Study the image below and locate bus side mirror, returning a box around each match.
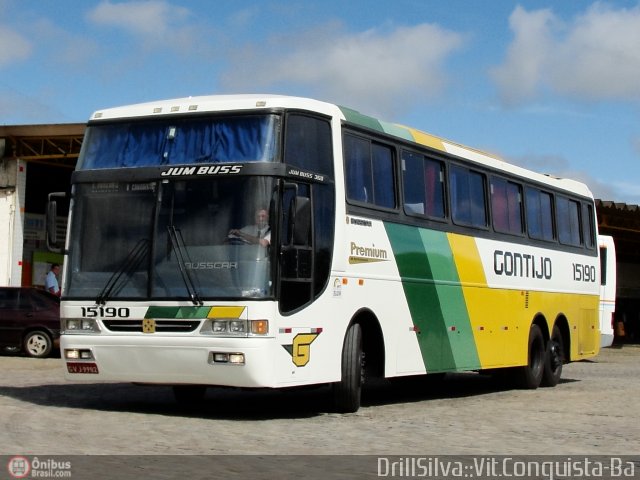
[46,192,66,253]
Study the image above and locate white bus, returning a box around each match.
[50,95,602,412]
[599,235,617,347]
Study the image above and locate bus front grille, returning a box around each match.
[103,320,202,333]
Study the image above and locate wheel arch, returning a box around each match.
[347,308,385,379]
[553,314,571,362]
[532,313,550,343]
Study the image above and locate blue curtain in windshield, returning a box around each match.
[79,116,277,169]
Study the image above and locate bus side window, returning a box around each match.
[284,114,333,177]
[344,134,371,203]
[450,165,487,228]
[583,203,596,248]
[491,177,523,235]
[344,133,396,209]
[371,143,395,209]
[600,246,608,285]
[557,196,581,246]
[402,150,445,218]
[526,187,555,241]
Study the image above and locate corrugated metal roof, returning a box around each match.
[596,199,640,213]
[596,199,640,263]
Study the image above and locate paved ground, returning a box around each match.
[1,344,639,455]
[0,345,638,478]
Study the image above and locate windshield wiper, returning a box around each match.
[167,225,203,306]
[96,238,150,305]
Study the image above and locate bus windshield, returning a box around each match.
[77,114,279,169]
[65,176,276,301]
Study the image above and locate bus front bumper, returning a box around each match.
[61,335,277,388]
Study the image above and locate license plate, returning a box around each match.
[67,362,99,374]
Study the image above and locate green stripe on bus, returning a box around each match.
[379,122,414,142]
[339,105,414,142]
[339,106,384,132]
[385,223,480,372]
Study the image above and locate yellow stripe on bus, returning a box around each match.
[207,306,246,319]
[447,234,505,367]
[447,233,599,367]
[407,128,446,152]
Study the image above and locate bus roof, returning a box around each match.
[89,94,593,199]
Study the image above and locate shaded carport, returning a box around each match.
[0,123,84,286]
[596,199,640,343]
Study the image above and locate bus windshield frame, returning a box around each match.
[66,112,285,302]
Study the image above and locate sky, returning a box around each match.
[1,0,640,203]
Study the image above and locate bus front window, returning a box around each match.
[78,115,279,169]
[154,177,275,299]
[65,177,276,300]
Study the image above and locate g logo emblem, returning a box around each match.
[291,333,319,367]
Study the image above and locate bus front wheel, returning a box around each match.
[515,324,545,389]
[332,322,364,413]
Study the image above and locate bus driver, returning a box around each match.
[228,208,271,247]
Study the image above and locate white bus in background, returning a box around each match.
[599,235,617,347]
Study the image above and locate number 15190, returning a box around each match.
[80,306,130,318]
[572,263,596,283]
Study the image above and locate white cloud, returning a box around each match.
[87,0,192,48]
[490,6,556,105]
[491,3,640,105]
[220,22,465,117]
[552,3,640,100]
[0,26,32,67]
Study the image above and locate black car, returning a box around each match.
[0,287,60,358]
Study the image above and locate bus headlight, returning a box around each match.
[229,320,246,334]
[63,318,101,334]
[202,319,268,337]
[212,320,228,333]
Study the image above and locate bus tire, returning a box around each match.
[515,324,545,389]
[332,322,364,413]
[173,385,207,404]
[541,325,564,387]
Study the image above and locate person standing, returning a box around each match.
[45,263,61,297]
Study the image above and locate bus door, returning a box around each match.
[278,182,313,313]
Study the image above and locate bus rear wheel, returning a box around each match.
[515,324,545,389]
[332,322,364,413]
[541,325,564,387]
